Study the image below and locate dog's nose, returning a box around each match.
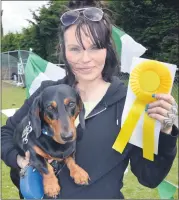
[61,132,73,141]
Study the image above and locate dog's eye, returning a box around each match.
[68,102,75,108]
[47,105,53,110]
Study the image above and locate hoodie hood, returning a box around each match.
[102,76,127,107]
[85,76,127,125]
[103,76,127,126]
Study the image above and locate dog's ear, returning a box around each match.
[79,100,85,130]
[28,96,41,138]
[76,92,85,130]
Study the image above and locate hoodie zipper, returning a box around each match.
[85,107,107,120]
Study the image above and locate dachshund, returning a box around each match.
[14,84,90,198]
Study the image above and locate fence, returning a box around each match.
[1,50,30,80]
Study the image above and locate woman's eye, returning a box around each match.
[70,48,80,52]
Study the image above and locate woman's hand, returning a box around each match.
[17,151,54,169]
[17,151,30,169]
[146,94,178,134]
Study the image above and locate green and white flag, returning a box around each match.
[112,25,147,73]
[158,180,178,199]
[25,53,66,97]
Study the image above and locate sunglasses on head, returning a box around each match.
[60,7,104,26]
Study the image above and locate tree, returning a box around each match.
[2,0,178,66]
[26,1,68,62]
[107,0,178,66]
[1,33,20,51]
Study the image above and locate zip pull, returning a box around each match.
[116,119,119,126]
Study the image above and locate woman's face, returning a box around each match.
[64,24,107,82]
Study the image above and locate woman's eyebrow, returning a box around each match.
[67,44,98,48]
[67,44,81,48]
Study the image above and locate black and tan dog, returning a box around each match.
[14,84,90,197]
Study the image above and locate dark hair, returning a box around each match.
[59,0,120,86]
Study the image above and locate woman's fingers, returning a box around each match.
[148,113,165,123]
[48,159,54,163]
[148,107,168,117]
[25,151,30,161]
[154,94,175,105]
[148,99,172,111]
[17,153,30,169]
[147,93,178,133]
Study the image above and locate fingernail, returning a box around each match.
[152,94,156,98]
[145,104,149,111]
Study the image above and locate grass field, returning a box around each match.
[1,81,178,199]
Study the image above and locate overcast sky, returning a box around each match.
[2,1,48,35]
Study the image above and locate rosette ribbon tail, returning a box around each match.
[112,99,144,153]
[143,112,155,161]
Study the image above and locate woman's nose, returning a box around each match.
[81,50,91,63]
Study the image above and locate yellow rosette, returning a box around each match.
[112,60,172,161]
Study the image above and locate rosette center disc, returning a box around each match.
[139,71,160,92]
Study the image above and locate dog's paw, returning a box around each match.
[70,165,90,185]
[43,176,61,197]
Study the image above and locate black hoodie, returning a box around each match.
[1,76,178,199]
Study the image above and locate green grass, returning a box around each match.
[1,82,178,199]
[122,153,178,199]
[1,82,26,200]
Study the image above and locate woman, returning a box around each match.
[1,0,178,199]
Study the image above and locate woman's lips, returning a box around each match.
[75,67,94,74]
